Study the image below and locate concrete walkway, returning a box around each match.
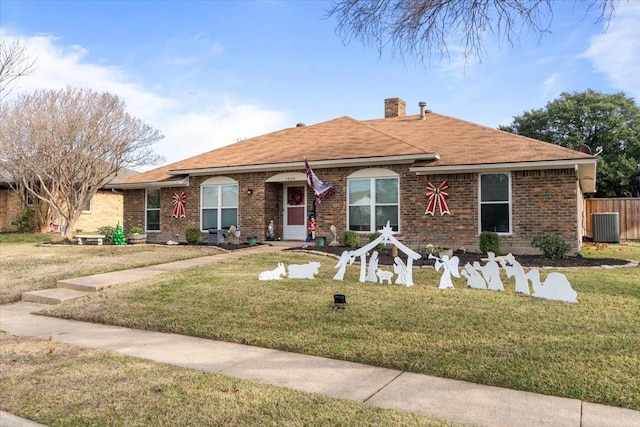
[2,245,639,426]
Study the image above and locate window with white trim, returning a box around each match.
[479,173,511,234]
[82,197,92,213]
[146,189,161,231]
[201,177,238,230]
[347,169,399,232]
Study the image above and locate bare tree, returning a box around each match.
[327,0,619,63]
[0,38,37,101]
[0,86,165,239]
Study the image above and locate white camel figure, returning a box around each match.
[475,252,504,291]
[376,268,394,284]
[258,262,286,280]
[461,263,487,289]
[501,253,529,295]
[525,269,578,303]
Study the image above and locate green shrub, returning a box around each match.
[368,231,382,249]
[11,208,36,233]
[344,230,359,248]
[129,226,144,234]
[97,225,115,244]
[531,234,571,259]
[185,226,202,245]
[479,231,500,255]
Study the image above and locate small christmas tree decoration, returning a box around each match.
[112,222,127,245]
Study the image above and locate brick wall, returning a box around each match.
[74,190,124,232]
[122,166,580,253]
[0,189,21,231]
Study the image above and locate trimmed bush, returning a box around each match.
[531,234,571,259]
[97,225,115,244]
[479,231,500,255]
[344,230,359,248]
[185,226,202,245]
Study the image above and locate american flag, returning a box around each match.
[304,158,335,202]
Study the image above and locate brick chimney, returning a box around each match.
[384,98,406,118]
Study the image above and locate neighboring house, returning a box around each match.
[0,167,138,233]
[109,98,597,254]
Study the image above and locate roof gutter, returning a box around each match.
[410,158,596,174]
[167,153,440,176]
[411,158,598,193]
[105,176,190,190]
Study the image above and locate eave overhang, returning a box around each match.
[167,153,440,176]
[410,158,598,193]
[105,176,190,190]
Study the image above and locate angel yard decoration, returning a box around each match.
[429,253,460,289]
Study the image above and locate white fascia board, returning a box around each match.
[105,176,190,190]
[167,153,440,176]
[410,159,596,174]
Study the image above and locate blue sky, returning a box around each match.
[1,1,639,168]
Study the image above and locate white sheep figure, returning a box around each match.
[288,261,321,279]
[258,262,286,281]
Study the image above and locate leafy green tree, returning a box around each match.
[499,90,640,197]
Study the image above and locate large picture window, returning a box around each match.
[146,189,160,231]
[479,173,511,234]
[348,170,399,232]
[201,179,238,231]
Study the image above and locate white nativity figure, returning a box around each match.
[393,257,412,286]
[329,225,339,246]
[366,251,379,282]
[376,268,394,284]
[526,269,578,303]
[288,262,321,279]
[431,254,460,289]
[333,250,355,281]
[500,253,529,295]
[476,252,504,291]
[461,263,487,289]
[258,262,286,281]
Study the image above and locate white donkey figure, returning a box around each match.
[258,262,286,281]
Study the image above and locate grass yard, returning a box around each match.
[0,235,223,304]
[41,242,640,411]
[0,334,457,426]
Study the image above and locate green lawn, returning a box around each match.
[42,242,640,411]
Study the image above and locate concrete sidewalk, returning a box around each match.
[2,245,639,426]
[3,302,639,426]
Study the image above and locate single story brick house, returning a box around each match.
[109,98,597,254]
[0,167,137,233]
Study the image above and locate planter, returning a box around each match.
[247,236,258,246]
[128,233,147,245]
[316,236,326,247]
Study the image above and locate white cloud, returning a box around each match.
[540,73,559,99]
[0,30,290,167]
[583,2,640,99]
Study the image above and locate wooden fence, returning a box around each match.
[584,198,640,240]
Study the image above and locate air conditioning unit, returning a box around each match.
[592,212,620,243]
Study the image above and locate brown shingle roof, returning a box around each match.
[112,111,594,186]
